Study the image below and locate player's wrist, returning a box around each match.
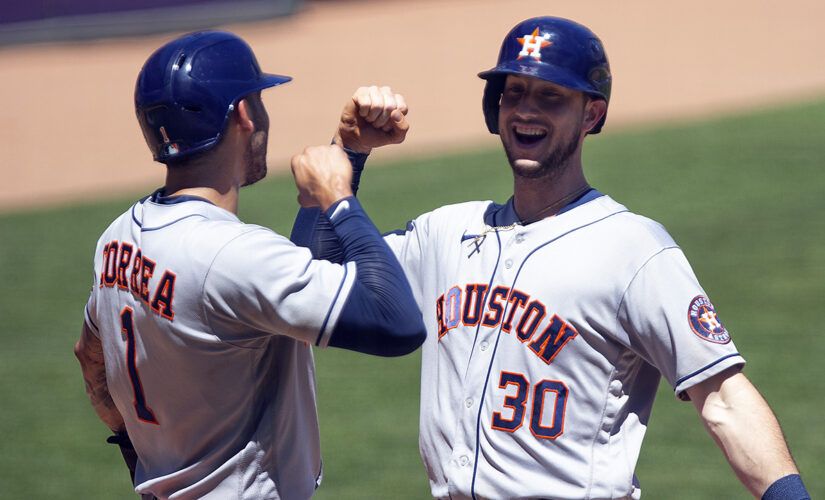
[330,136,368,195]
[330,137,369,168]
[318,189,354,212]
[761,474,810,500]
[323,196,361,223]
[333,131,372,155]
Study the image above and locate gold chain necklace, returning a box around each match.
[473,184,591,243]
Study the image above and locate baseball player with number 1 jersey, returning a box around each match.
[292,16,810,500]
[76,31,424,499]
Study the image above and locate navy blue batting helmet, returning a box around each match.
[135,31,291,163]
[478,17,611,135]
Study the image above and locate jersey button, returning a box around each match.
[479,340,489,351]
[459,455,470,467]
[515,233,525,244]
[505,259,513,269]
[465,398,473,408]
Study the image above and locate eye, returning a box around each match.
[503,85,524,98]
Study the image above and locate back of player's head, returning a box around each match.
[135,30,291,164]
[478,16,612,135]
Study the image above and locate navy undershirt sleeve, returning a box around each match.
[761,474,810,500]
[290,207,343,262]
[289,146,367,262]
[320,197,425,356]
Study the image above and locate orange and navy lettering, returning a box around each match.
[120,306,160,424]
[515,301,545,342]
[462,284,488,327]
[530,379,567,439]
[150,271,176,321]
[481,286,508,327]
[100,240,175,322]
[501,289,529,333]
[116,243,134,290]
[528,315,578,364]
[490,370,569,440]
[101,241,119,287]
[435,283,578,365]
[138,257,156,304]
[435,293,446,337]
[491,371,528,432]
[130,249,142,296]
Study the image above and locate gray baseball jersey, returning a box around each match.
[84,192,356,499]
[383,191,744,499]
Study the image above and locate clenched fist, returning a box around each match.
[335,86,409,154]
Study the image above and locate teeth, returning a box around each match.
[514,126,545,136]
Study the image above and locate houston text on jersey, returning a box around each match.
[436,283,579,364]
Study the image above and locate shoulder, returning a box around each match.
[384,200,499,245]
[94,200,145,249]
[587,195,678,251]
[411,200,497,230]
[143,197,290,252]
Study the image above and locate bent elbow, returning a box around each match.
[74,336,92,366]
[381,319,426,357]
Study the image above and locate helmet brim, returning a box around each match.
[260,73,293,89]
[478,60,603,100]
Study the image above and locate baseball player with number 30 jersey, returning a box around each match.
[292,16,810,500]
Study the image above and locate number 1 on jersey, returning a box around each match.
[120,307,160,425]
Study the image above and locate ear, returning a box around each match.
[582,98,607,134]
[234,98,256,133]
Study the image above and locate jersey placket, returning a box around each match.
[453,226,534,498]
[444,229,505,496]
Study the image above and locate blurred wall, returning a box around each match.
[0,0,302,46]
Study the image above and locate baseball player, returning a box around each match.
[74,31,424,499]
[291,17,810,500]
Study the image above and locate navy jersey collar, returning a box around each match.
[149,187,215,206]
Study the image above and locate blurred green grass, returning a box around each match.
[1,98,823,498]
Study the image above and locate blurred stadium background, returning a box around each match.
[2,0,824,212]
[0,0,302,46]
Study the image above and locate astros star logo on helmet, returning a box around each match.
[517,28,551,60]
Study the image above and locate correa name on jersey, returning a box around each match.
[99,239,176,321]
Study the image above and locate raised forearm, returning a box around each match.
[75,323,125,432]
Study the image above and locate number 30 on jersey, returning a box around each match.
[492,371,568,439]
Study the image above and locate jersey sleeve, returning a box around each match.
[382,216,430,306]
[83,240,105,338]
[617,247,745,400]
[202,227,356,347]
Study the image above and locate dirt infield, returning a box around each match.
[1,0,824,211]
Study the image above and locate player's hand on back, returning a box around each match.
[335,86,409,154]
[291,144,354,210]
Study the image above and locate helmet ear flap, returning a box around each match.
[482,77,505,135]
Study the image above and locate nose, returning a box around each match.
[511,87,542,117]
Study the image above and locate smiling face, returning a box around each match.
[497,75,592,180]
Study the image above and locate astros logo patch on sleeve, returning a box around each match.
[688,295,730,343]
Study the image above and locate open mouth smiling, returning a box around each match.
[513,125,547,146]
